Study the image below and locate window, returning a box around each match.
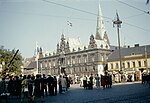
[49,60,51,68]
[84,57,87,63]
[144,61,147,67]
[53,60,55,66]
[72,56,75,64]
[40,62,43,68]
[72,59,75,64]
[116,63,119,69]
[133,62,135,68]
[111,64,113,69]
[77,56,81,63]
[93,66,95,71]
[68,59,70,65]
[122,63,125,68]
[92,57,94,62]
[138,61,141,67]
[127,62,130,68]
[45,61,47,68]
[85,67,87,71]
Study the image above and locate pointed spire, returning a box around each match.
[103,31,110,45]
[61,33,65,41]
[35,41,39,56]
[95,3,106,40]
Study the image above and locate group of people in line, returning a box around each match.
[0,74,71,103]
[142,73,150,87]
[81,73,112,90]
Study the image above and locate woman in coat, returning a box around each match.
[101,75,106,89]
[61,76,67,92]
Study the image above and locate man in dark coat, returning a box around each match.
[101,75,106,89]
[47,75,54,96]
[14,76,21,99]
[7,76,15,97]
[53,76,57,95]
[0,76,6,95]
[89,74,93,89]
[43,74,48,96]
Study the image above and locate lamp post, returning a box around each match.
[113,11,123,81]
[145,46,148,73]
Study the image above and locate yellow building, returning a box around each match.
[107,44,150,82]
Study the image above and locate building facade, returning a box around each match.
[38,4,112,78]
[107,44,150,82]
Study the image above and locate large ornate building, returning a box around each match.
[38,4,112,77]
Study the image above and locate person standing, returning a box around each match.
[95,74,100,89]
[65,75,69,91]
[61,76,67,93]
[21,75,29,103]
[27,75,34,102]
[108,74,112,88]
[0,76,6,102]
[43,74,48,96]
[58,75,62,94]
[14,76,22,100]
[47,75,54,96]
[7,75,15,98]
[39,75,45,102]
[101,75,106,89]
[89,74,93,89]
[83,75,87,89]
[53,76,57,95]
[33,75,41,101]
[0,76,6,95]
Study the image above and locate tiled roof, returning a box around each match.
[108,45,150,61]
[65,37,85,51]
[25,61,37,69]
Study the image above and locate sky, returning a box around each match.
[0,0,150,58]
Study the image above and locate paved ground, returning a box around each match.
[1,82,150,103]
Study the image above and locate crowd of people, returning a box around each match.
[81,73,112,90]
[0,74,71,103]
[142,73,150,87]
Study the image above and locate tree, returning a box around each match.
[0,47,23,77]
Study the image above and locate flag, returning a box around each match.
[146,0,149,4]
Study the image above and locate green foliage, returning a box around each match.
[0,46,23,77]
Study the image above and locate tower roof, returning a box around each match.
[95,3,106,40]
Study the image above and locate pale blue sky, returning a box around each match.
[0,0,150,58]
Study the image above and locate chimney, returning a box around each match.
[134,44,139,47]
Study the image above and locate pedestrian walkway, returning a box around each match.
[2,81,150,103]
[42,81,150,103]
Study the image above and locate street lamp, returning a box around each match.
[113,11,123,80]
